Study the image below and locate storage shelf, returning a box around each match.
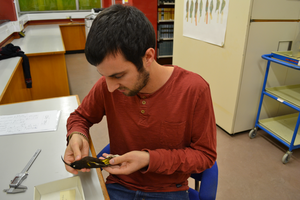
[263,53,300,70]
[251,53,300,163]
[271,51,300,67]
[259,113,300,146]
[158,38,173,41]
[157,0,174,64]
[158,3,175,6]
[266,84,300,108]
[157,55,173,58]
[158,20,174,23]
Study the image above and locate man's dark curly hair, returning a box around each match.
[85,4,156,72]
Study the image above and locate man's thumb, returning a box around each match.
[109,155,123,165]
[72,146,82,161]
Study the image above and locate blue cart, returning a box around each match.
[249,52,300,164]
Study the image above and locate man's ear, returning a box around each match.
[143,48,155,67]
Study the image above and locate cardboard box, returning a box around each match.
[34,176,85,200]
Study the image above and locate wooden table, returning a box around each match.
[0,57,32,104]
[10,25,70,101]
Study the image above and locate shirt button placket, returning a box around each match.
[138,96,149,126]
[140,98,147,114]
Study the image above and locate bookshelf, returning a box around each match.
[157,0,175,64]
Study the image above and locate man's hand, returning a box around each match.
[64,133,90,175]
[102,151,150,175]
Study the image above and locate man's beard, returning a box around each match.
[120,68,150,97]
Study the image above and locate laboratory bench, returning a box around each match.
[0,95,109,200]
[0,23,85,104]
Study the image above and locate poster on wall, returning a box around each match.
[183,0,229,46]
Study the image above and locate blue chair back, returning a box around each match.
[189,161,218,200]
[97,143,111,158]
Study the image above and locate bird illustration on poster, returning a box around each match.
[209,0,213,21]
[216,0,220,23]
[195,0,198,25]
[190,0,194,23]
[183,0,229,46]
[205,0,208,24]
[221,0,226,24]
[198,0,203,22]
[185,0,189,22]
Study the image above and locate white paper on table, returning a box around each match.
[0,110,61,136]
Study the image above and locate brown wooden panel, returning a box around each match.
[90,138,110,200]
[0,60,32,104]
[27,19,85,25]
[60,25,86,51]
[29,54,70,100]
